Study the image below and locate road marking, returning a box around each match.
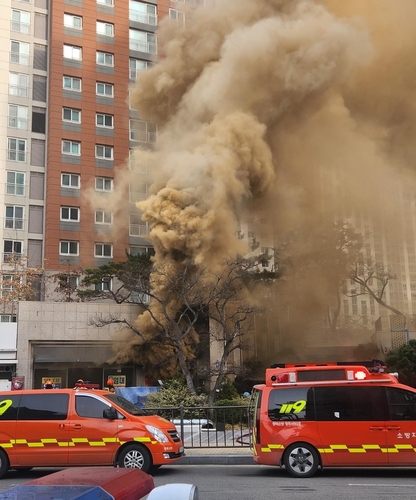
[349,484,416,488]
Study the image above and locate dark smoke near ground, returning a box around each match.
[114,0,416,361]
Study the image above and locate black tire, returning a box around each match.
[118,444,152,473]
[150,464,162,474]
[283,442,319,478]
[0,449,9,479]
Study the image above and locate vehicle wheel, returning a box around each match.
[118,444,152,473]
[283,442,319,478]
[0,449,9,479]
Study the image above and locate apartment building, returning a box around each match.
[0,0,192,388]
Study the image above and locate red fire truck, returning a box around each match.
[249,360,416,477]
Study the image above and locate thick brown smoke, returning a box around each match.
[119,0,416,358]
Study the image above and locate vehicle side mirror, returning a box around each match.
[103,407,118,420]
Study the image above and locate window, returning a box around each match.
[95,145,113,160]
[60,240,79,256]
[62,107,81,123]
[314,386,384,421]
[4,240,23,262]
[97,0,114,5]
[129,215,148,236]
[1,275,14,298]
[18,394,69,420]
[7,172,25,195]
[5,206,24,230]
[95,210,113,224]
[97,21,114,36]
[95,243,113,257]
[386,387,416,420]
[169,8,185,27]
[58,274,78,291]
[61,173,80,188]
[63,44,82,60]
[61,207,80,222]
[130,119,157,143]
[10,40,30,65]
[96,51,114,66]
[96,113,113,128]
[64,13,82,29]
[0,315,17,323]
[129,1,157,25]
[76,394,111,418]
[129,29,157,54]
[130,246,155,257]
[268,387,313,421]
[11,10,30,34]
[96,82,114,97]
[7,138,26,162]
[0,395,19,420]
[62,140,80,155]
[9,72,29,97]
[8,105,28,130]
[129,58,151,79]
[63,76,81,91]
[95,177,113,192]
[95,278,112,291]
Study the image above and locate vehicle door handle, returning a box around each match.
[370,426,384,431]
[387,427,401,431]
[73,424,82,430]
[59,424,65,430]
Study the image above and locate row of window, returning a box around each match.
[63,111,115,128]
[1,239,113,259]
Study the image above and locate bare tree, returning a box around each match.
[79,254,263,402]
[348,255,406,323]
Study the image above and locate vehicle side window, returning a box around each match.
[268,387,314,421]
[76,395,111,418]
[386,387,416,420]
[314,386,384,421]
[18,394,69,420]
[0,395,20,420]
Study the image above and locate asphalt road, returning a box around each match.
[1,465,416,500]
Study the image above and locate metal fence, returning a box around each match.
[146,405,252,449]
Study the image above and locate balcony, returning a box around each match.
[129,11,157,26]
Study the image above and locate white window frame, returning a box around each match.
[95,278,112,292]
[96,21,114,36]
[129,1,157,26]
[10,40,30,65]
[95,243,113,258]
[9,72,29,97]
[97,0,114,5]
[60,240,79,256]
[96,51,114,66]
[61,173,80,189]
[129,119,157,143]
[129,29,157,54]
[62,107,81,123]
[95,210,113,224]
[63,75,81,92]
[6,171,25,196]
[11,9,31,34]
[96,82,114,97]
[129,214,149,236]
[95,177,113,192]
[8,104,28,130]
[63,44,82,61]
[95,145,114,160]
[96,113,114,129]
[62,140,81,156]
[5,205,24,230]
[7,138,27,162]
[64,13,82,29]
[169,8,185,28]
[0,315,17,323]
[129,58,151,79]
[60,206,80,222]
[3,240,23,262]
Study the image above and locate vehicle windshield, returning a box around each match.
[102,393,150,416]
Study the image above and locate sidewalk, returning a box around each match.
[175,447,254,466]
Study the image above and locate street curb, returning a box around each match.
[174,455,255,466]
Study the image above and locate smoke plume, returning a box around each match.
[118,0,416,358]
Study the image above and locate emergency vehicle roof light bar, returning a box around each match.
[270,359,387,371]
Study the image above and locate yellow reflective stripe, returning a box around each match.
[362,444,381,450]
[27,443,44,448]
[318,448,334,453]
[349,448,366,453]
[330,445,348,450]
[268,444,284,450]
[134,437,151,443]
[41,439,58,444]
[261,447,272,453]
[15,439,27,444]
[388,448,399,453]
[88,442,106,447]
[72,438,89,443]
[394,444,414,450]
[103,437,118,443]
